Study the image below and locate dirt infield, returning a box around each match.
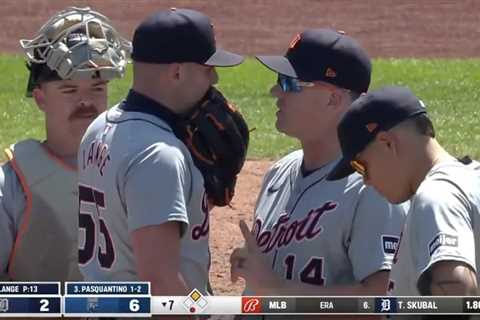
[1,0,479,295]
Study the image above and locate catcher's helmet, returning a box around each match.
[20,6,131,96]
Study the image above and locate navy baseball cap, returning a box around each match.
[132,8,244,66]
[256,28,371,93]
[327,86,427,181]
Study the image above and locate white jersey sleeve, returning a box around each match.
[121,143,190,233]
[390,160,480,296]
[348,186,407,281]
[410,178,476,279]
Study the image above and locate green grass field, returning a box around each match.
[1,55,480,160]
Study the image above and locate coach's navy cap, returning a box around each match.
[327,86,427,181]
[132,8,244,66]
[256,28,371,93]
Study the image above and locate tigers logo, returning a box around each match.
[325,67,337,78]
[366,122,379,133]
[289,33,301,49]
[242,297,261,313]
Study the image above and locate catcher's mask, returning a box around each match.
[21,6,131,97]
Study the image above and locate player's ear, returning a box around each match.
[168,63,182,82]
[377,131,398,155]
[327,89,343,109]
[32,86,47,112]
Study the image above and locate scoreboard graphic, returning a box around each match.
[1,282,480,317]
[0,282,61,317]
[63,282,150,317]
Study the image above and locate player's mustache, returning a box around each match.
[69,106,99,120]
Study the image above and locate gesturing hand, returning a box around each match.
[230,220,283,295]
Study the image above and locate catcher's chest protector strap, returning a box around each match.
[119,89,180,130]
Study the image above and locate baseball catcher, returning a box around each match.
[0,6,130,282]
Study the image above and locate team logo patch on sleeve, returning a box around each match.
[382,235,399,254]
[428,233,458,256]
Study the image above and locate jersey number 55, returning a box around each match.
[78,185,115,269]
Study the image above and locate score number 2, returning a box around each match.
[39,299,49,312]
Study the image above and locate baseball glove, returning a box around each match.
[175,87,249,207]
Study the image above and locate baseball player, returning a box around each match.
[328,86,480,298]
[0,7,129,281]
[230,29,407,300]
[78,8,246,297]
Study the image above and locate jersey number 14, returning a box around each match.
[284,255,325,285]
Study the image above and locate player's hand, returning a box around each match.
[230,220,283,295]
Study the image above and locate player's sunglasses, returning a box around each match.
[277,74,345,94]
[277,74,315,93]
[350,159,368,178]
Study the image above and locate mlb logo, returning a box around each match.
[382,235,399,254]
[242,297,262,313]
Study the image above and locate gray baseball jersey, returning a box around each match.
[0,163,24,279]
[78,91,211,294]
[390,159,480,296]
[246,150,407,294]
[0,140,81,281]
